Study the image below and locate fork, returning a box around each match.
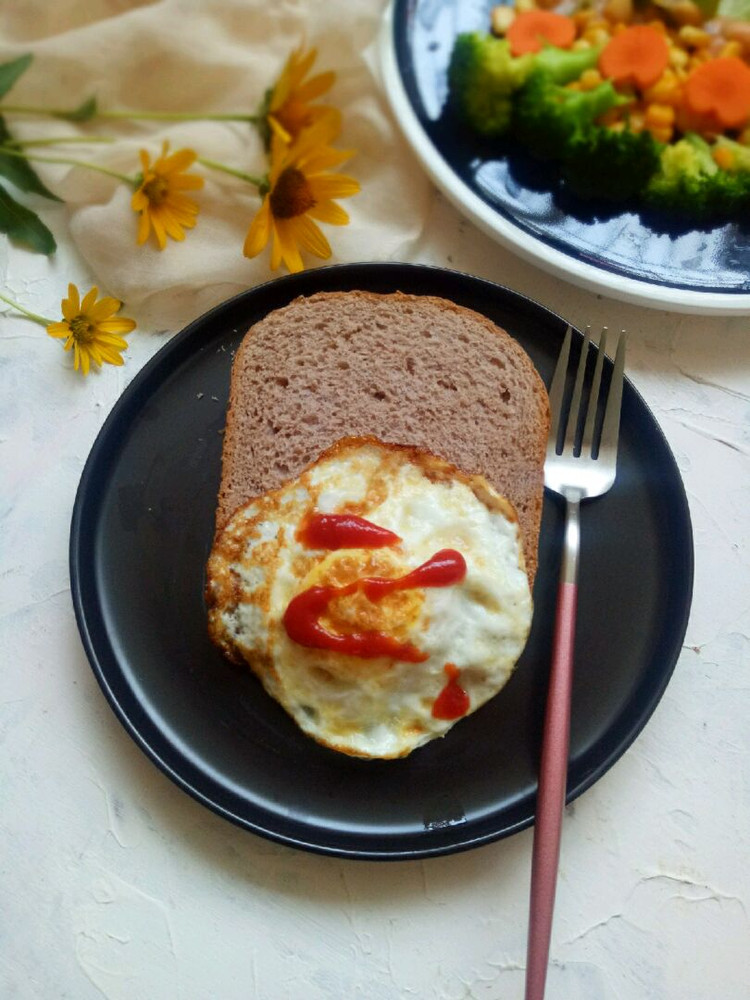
[524,325,626,1000]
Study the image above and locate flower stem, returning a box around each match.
[0,102,259,124]
[0,144,134,183]
[0,291,53,326]
[98,110,260,123]
[9,136,115,147]
[198,156,265,188]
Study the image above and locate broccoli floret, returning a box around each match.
[562,126,662,201]
[645,133,750,220]
[512,72,627,162]
[448,33,533,137]
[447,33,600,138]
[532,44,603,85]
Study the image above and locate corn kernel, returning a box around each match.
[583,26,612,45]
[579,68,604,90]
[712,146,736,171]
[603,0,633,21]
[667,1,703,25]
[645,103,676,126]
[515,0,536,12]
[572,38,593,49]
[491,6,516,35]
[573,9,595,27]
[669,47,689,69]
[719,40,743,58]
[677,25,710,47]
[627,110,646,132]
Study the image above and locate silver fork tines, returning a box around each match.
[545,326,626,500]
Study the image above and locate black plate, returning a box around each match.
[390,0,750,299]
[70,263,693,860]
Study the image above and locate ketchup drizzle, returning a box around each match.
[282,549,467,662]
[432,663,470,720]
[297,512,401,550]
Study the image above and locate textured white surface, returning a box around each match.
[2,8,750,1000]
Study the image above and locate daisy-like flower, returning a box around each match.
[244,118,359,273]
[131,142,204,250]
[264,45,340,146]
[46,284,136,376]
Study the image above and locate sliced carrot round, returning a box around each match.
[684,57,750,131]
[506,10,576,56]
[598,25,670,91]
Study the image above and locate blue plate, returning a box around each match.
[381,0,750,314]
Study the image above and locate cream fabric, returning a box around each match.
[0,0,430,329]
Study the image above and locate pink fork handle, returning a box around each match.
[525,580,579,1000]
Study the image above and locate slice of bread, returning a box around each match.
[216,291,549,583]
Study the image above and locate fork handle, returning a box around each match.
[525,496,580,1000]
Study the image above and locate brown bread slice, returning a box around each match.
[216,291,550,584]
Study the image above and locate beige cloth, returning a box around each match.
[0,0,430,329]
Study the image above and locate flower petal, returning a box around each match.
[270,225,283,271]
[307,201,350,225]
[87,343,104,367]
[150,212,168,250]
[62,284,80,320]
[88,296,122,321]
[160,148,198,176]
[98,345,126,366]
[47,321,70,339]
[291,214,331,259]
[300,146,353,174]
[243,198,272,258]
[268,114,293,145]
[170,174,205,191]
[137,210,152,245]
[96,319,136,337]
[308,174,360,200]
[275,219,304,273]
[80,286,99,315]
[131,188,149,211]
[295,70,336,103]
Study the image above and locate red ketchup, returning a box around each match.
[297,512,401,550]
[432,663,470,720]
[282,546,467,662]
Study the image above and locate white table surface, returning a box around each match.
[2,176,750,999]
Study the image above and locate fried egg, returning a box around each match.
[206,437,533,758]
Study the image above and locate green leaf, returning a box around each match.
[54,96,98,122]
[0,117,62,201]
[0,54,33,99]
[0,184,56,254]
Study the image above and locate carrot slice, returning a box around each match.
[598,25,670,91]
[684,57,750,131]
[506,10,576,56]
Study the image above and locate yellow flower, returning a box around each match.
[244,119,359,273]
[266,45,340,145]
[131,142,204,250]
[47,284,136,376]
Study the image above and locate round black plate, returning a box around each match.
[70,263,693,860]
[390,0,750,302]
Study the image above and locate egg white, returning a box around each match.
[206,438,533,758]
